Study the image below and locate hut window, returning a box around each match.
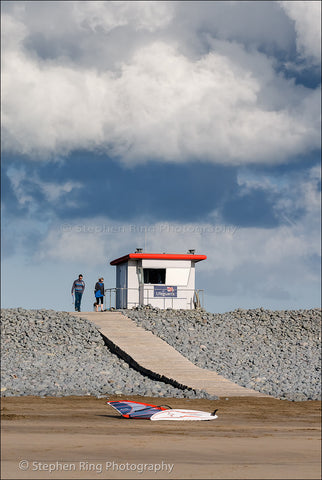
[143,268,166,284]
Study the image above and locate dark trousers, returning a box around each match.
[75,292,83,311]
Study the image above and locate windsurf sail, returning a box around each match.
[107,400,170,419]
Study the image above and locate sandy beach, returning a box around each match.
[1,395,321,480]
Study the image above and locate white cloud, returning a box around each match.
[6,166,82,207]
[73,1,174,33]
[279,1,321,63]
[6,166,33,206]
[2,16,320,164]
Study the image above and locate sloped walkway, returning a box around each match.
[72,311,269,398]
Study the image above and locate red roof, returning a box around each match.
[110,253,207,265]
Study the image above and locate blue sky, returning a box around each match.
[1,1,321,313]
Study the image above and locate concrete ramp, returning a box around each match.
[72,311,268,398]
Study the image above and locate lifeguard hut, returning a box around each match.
[108,249,207,310]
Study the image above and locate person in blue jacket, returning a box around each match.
[71,274,85,312]
[94,277,105,312]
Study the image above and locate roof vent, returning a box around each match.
[135,248,143,253]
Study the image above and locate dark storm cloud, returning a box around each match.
[4,152,319,233]
[220,188,280,228]
[2,153,237,223]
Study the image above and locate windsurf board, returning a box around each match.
[150,409,218,421]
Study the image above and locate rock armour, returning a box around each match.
[122,306,321,401]
[1,308,212,399]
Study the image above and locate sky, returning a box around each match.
[1,0,321,314]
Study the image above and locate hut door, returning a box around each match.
[117,264,127,309]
